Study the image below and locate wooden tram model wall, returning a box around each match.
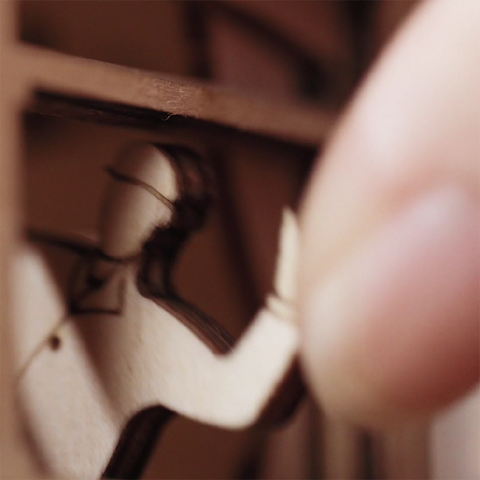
[1,1,473,479]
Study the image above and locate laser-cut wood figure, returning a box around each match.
[15,143,302,479]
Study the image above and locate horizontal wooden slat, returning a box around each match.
[26,92,313,154]
[8,44,335,145]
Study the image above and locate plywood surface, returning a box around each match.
[6,44,334,146]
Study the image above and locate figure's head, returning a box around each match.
[99,143,212,259]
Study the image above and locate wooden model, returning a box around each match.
[1,2,332,476]
[15,143,302,479]
[1,2,434,479]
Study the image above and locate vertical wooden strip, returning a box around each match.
[0,68,18,480]
[0,1,43,477]
[431,388,480,479]
[0,94,24,472]
[322,417,365,479]
[376,423,430,479]
[259,400,313,480]
[0,0,18,44]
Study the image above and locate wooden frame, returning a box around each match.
[1,3,331,477]
[0,2,432,478]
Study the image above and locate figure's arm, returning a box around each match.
[143,210,302,428]
[204,208,301,427]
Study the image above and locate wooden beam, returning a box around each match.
[9,44,335,146]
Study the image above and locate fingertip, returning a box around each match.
[299,187,479,429]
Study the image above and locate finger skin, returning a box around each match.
[298,0,480,428]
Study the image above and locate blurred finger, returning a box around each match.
[298,0,480,428]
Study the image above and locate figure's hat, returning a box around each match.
[108,143,213,211]
[100,143,212,258]
[107,143,178,204]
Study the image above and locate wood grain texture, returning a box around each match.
[5,44,334,146]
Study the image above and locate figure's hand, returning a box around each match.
[267,209,298,322]
[298,0,479,429]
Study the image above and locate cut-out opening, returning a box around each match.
[17,108,315,478]
[22,112,314,336]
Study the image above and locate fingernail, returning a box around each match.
[301,186,479,427]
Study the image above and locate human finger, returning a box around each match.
[298,0,480,429]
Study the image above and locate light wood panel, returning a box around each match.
[0,63,41,480]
